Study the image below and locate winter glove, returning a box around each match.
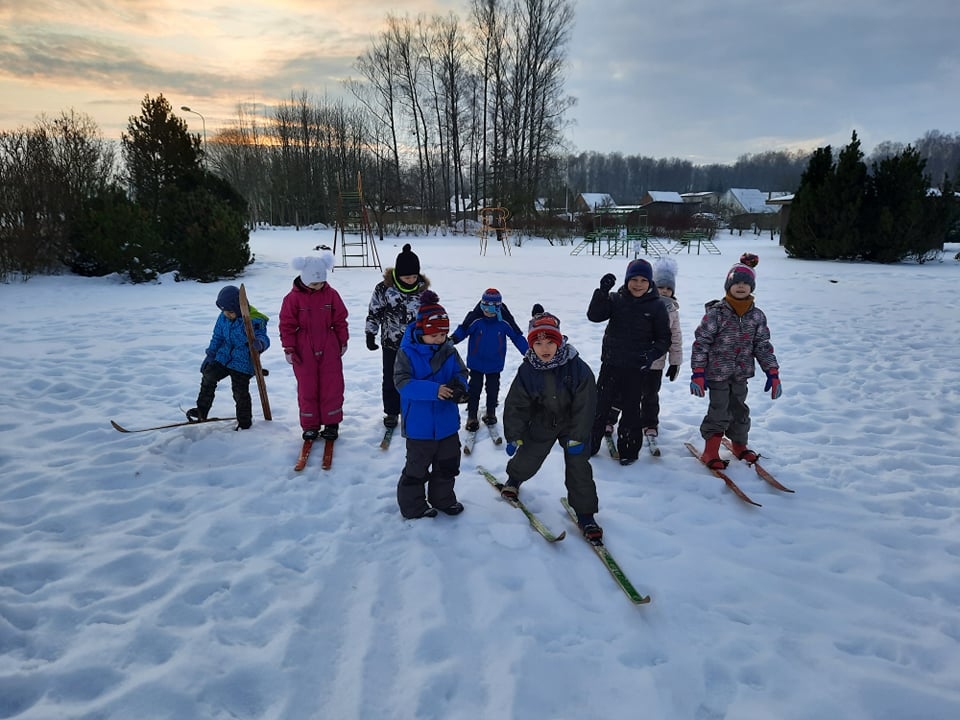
[252,338,268,353]
[566,440,584,455]
[506,440,523,457]
[599,273,617,293]
[666,364,679,382]
[365,332,379,351]
[201,359,211,373]
[284,350,295,365]
[690,368,706,397]
[764,368,782,399]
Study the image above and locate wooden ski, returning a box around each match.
[238,283,272,421]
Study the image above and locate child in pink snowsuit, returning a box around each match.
[279,251,349,441]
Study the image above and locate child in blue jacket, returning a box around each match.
[450,288,527,431]
[187,285,270,430]
[393,291,469,519]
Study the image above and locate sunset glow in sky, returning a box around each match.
[2,0,958,163]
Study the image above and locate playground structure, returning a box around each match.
[332,172,381,270]
[570,208,720,258]
[478,207,511,255]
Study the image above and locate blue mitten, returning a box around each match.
[506,440,523,456]
[566,441,584,455]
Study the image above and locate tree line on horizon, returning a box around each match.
[2,0,959,279]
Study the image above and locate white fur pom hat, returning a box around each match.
[292,251,335,284]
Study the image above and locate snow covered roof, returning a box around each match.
[724,188,781,214]
[643,191,684,204]
[578,192,616,209]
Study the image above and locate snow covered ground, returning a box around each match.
[2,227,960,720]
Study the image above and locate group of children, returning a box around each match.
[189,243,781,540]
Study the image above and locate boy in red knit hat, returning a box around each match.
[501,308,603,541]
[393,291,469,519]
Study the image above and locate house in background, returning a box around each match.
[640,190,688,228]
[574,192,617,213]
[681,191,720,212]
[720,188,787,216]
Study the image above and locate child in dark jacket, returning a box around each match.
[501,310,602,541]
[279,251,349,441]
[450,288,527,431]
[587,259,672,464]
[365,244,429,429]
[690,263,781,468]
[393,291,469,519]
[187,285,270,430]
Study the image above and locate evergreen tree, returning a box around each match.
[784,146,835,258]
[121,95,200,216]
[829,131,867,259]
[864,146,930,263]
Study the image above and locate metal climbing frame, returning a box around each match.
[333,172,381,270]
[479,207,511,255]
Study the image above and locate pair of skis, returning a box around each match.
[477,466,650,605]
[685,437,793,507]
[294,438,334,471]
[463,421,502,455]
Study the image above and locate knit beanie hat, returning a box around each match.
[527,312,563,348]
[625,258,653,284]
[292,251,335,284]
[216,285,241,314]
[724,263,756,292]
[481,288,502,306]
[653,257,678,292]
[395,243,421,277]
[416,290,450,335]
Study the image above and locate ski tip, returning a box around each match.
[110,420,129,433]
[552,531,567,542]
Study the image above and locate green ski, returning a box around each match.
[477,466,565,542]
[561,498,651,605]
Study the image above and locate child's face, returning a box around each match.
[627,276,650,297]
[728,282,752,299]
[307,281,325,290]
[222,310,238,320]
[482,308,497,318]
[532,337,558,362]
[422,331,448,345]
[399,274,418,285]
[658,286,674,298]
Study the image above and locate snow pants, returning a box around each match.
[700,380,751,444]
[397,434,461,518]
[506,437,598,516]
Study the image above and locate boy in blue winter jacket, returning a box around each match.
[187,285,270,430]
[393,291,469,519]
[450,288,527,431]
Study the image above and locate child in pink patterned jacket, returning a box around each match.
[689,263,781,468]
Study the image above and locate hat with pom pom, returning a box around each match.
[292,251,335,284]
[724,263,756,292]
[416,290,449,335]
[395,243,421,277]
[527,312,563,348]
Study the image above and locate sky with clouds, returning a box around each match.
[1,0,958,165]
